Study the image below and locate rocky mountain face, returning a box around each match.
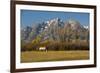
[21,18,89,43]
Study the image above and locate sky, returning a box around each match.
[21,10,90,27]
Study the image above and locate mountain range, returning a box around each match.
[21,18,89,44]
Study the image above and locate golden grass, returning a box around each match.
[21,50,89,63]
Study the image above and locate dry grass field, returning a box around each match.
[21,50,89,63]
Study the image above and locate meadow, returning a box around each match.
[21,50,89,63]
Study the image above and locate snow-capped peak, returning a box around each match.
[84,26,88,29]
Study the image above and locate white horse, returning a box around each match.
[39,47,47,52]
